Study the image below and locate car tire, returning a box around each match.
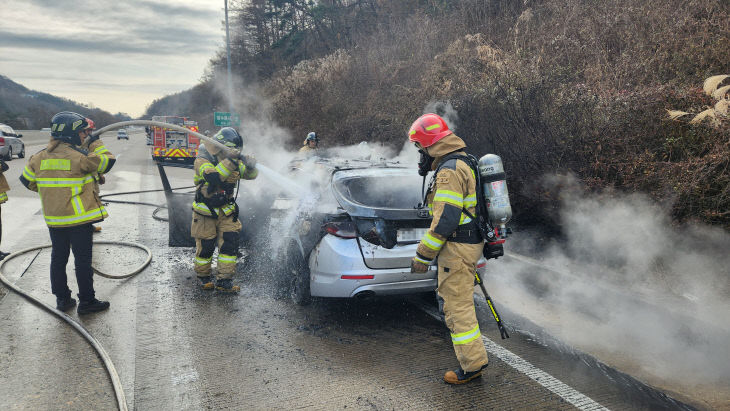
[4,147,11,161]
[17,145,24,158]
[287,241,311,305]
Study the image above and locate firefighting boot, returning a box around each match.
[443,363,488,385]
[77,298,110,315]
[56,296,77,312]
[198,276,215,290]
[215,278,240,293]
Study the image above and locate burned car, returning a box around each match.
[271,157,487,304]
[159,154,487,304]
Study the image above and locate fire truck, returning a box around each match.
[150,115,200,163]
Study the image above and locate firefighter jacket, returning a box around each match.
[83,137,115,195]
[0,159,9,204]
[20,139,114,227]
[414,133,479,265]
[192,141,258,218]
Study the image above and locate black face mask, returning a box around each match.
[417,149,434,176]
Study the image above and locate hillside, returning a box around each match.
[144,0,730,229]
[0,75,129,129]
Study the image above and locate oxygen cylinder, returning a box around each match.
[478,154,512,233]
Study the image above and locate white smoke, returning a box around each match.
[490,174,730,388]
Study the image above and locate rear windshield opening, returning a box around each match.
[336,175,423,209]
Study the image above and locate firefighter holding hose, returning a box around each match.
[408,113,489,384]
[19,111,115,314]
[81,118,115,233]
[191,127,257,292]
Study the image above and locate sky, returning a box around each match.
[0,0,226,117]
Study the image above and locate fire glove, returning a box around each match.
[410,258,429,273]
[98,174,106,185]
[242,154,257,169]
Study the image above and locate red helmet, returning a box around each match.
[408,113,451,148]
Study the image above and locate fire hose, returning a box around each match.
[0,241,152,411]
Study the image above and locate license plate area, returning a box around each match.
[397,228,428,243]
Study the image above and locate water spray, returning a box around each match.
[93,120,305,196]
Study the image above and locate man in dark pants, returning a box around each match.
[20,112,115,314]
[0,158,10,260]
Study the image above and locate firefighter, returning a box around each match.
[298,132,318,153]
[81,118,115,233]
[191,127,258,292]
[19,111,115,314]
[408,113,489,384]
[0,158,10,260]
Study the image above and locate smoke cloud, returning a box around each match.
[490,174,730,389]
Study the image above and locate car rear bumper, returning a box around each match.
[309,234,437,298]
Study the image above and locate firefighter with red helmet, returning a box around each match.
[19,111,115,314]
[408,113,489,384]
[191,127,258,292]
[81,118,115,233]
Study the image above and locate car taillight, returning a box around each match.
[0,137,4,146]
[476,262,486,269]
[324,221,357,238]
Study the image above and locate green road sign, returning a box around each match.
[214,112,241,127]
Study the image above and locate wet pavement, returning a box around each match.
[0,131,717,410]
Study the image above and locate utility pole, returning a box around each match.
[225,0,234,114]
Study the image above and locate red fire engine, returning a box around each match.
[150,115,200,163]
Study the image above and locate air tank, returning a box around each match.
[478,154,512,233]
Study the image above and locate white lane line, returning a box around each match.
[413,300,609,411]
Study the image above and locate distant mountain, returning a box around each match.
[0,75,130,129]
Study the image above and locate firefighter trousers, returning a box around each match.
[191,211,242,279]
[437,241,488,372]
[48,223,95,302]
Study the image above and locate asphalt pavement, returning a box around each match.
[0,131,717,410]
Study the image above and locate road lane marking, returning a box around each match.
[413,300,609,411]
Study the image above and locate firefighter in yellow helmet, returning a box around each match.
[191,127,258,292]
[408,113,488,384]
[0,158,10,260]
[19,111,115,314]
[298,131,318,154]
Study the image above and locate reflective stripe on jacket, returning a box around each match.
[0,168,8,204]
[22,141,109,227]
[191,150,258,217]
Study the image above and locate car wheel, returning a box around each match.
[287,241,311,305]
[4,147,11,161]
[17,145,24,158]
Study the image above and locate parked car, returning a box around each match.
[117,129,129,140]
[271,157,488,305]
[0,123,24,160]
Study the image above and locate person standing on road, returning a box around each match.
[191,127,258,292]
[408,113,489,384]
[81,118,115,233]
[0,158,10,260]
[298,132,319,154]
[19,111,116,314]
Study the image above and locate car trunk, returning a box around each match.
[331,168,432,269]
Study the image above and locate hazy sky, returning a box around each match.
[0,0,225,117]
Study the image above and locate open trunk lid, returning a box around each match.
[331,168,432,269]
